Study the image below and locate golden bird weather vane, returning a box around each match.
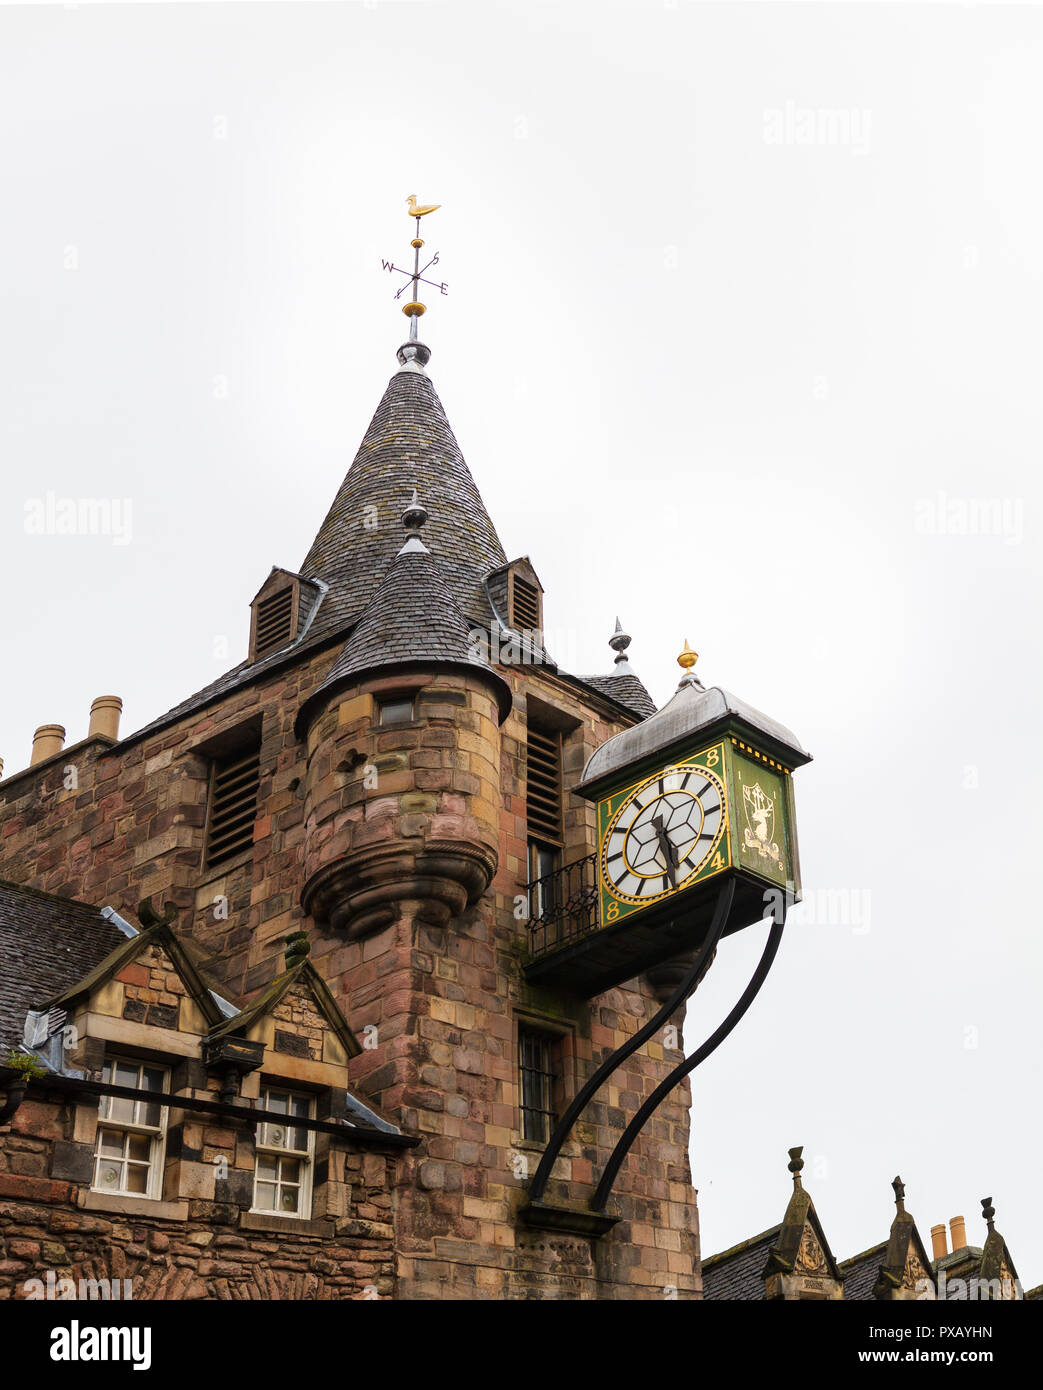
[381,195,448,340]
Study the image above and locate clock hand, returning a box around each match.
[652,815,678,889]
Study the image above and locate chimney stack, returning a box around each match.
[88,695,123,742]
[30,724,66,767]
[949,1215,967,1251]
[930,1223,948,1260]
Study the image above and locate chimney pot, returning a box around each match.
[930,1223,948,1260]
[949,1215,967,1252]
[88,695,123,742]
[30,724,66,767]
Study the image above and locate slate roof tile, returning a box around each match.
[580,672,657,718]
[839,1243,887,1300]
[701,1226,780,1300]
[0,881,126,1048]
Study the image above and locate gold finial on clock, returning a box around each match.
[677,640,699,671]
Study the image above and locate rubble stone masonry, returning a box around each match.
[0,646,704,1298]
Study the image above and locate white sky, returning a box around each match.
[1,1,1040,1285]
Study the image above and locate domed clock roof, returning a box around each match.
[576,645,811,799]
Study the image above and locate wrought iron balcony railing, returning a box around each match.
[526,852,599,959]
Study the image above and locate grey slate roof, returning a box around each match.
[296,544,513,731]
[0,880,126,1048]
[107,352,653,750]
[839,1243,886,1300]
[701,1226,779,1300]
[300,365,507,638]
[580,672,657,719]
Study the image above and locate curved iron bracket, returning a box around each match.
[526,879,736,1209]
[590,902,787,1212]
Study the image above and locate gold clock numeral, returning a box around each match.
[704,747,720,767]
[605,900,620,922]
[709,850,726,872]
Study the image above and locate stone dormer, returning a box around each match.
[839,1177,937,1300]
[761,1148,845,1300]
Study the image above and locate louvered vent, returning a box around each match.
[206,747,261,868]
[526,725,562,845]
[254,586,295,658]
[511,576,541,633]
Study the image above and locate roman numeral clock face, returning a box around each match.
[600,764,727,906]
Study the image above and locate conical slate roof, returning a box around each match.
[295,532,512,734]
[299,354,507,640]
[119,344,655,747]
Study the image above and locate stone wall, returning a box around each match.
[0,1095,395,1301]
[0,646,706,1299]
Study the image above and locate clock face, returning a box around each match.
[600,763,727,905]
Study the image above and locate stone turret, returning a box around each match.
[296,490,511,939]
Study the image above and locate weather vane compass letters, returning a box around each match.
[382,195,448,340]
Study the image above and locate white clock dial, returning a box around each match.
[601,765,726,904]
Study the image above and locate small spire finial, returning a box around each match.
[981,1196,996,1231]
[608,617,633,671]
[677,639,698,671]
[893,1176,906,1213]
[676,638,705,691]
[788,1146,804,1188]
[399,488,430,555]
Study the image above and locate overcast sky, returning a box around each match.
[1,1,1040,1285]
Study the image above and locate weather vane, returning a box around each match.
[381,195,448,340]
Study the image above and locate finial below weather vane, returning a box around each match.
[382,196,448,340]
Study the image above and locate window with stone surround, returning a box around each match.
[253,1086,315,1218]
[377,695,414,725]
[92,1058,168,1200]
[518,1026,560,1144]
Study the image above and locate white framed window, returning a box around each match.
[252,1086,314,1218]
[92,1058,168,1199]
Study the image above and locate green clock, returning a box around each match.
[595,736,798,932]
[523,645,810,994]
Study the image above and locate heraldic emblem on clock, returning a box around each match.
[742,782,783,868]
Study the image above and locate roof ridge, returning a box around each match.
[0,878,105,916]
[702,1223,782,1266]
[839,1240,888,1269]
